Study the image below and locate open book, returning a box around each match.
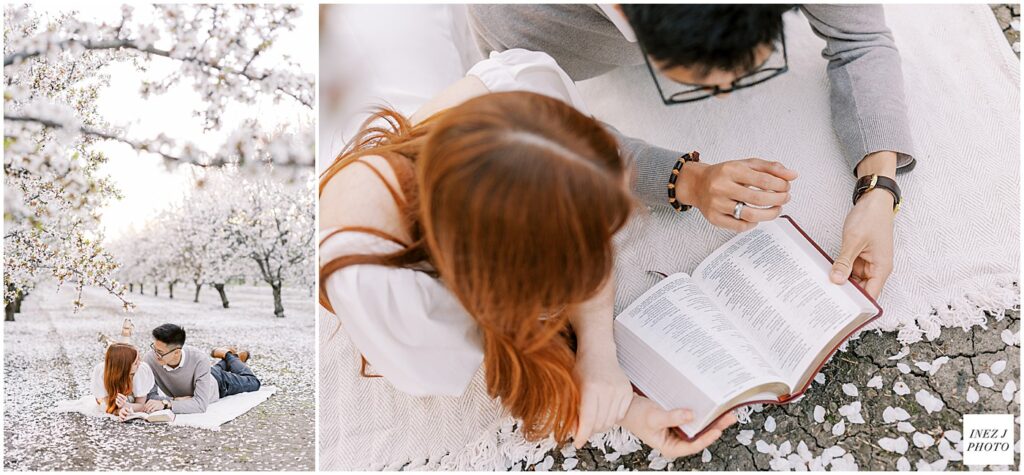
[123,409,175,424]
[614,216,882,439]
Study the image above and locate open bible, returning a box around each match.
[123,409,175,424]
[614,216,882,439]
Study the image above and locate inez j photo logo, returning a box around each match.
[963,414,1016,466]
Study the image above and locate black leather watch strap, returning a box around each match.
[853,174,901,213]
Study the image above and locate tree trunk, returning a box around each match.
[14,291,25,313]
[193,282,202,303]
[139,283,144,294]
[5,303,14,322]
[168,282,175,299]
[271,282,285,318]
[129,283,134,293]
[214,283,229,308]
[153,285,158,297]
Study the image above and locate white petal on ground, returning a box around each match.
[967,386,980,403]
[867,375,883,388]
[647,457,668,471]
[701,449,711,463]
[813,405,826,423]
[756,440,777,455]
[883,406,911,423]
[737,430,755,446]
[764,416,776,432]
[897,422,916,433]
[913,432,936,448]
[1012,19,1020,30]
[769,458,791,471]
[896,456,911,471]
[915,389,945,413]
[842,383,859,397]
[832,420,846,436]
[944,430,962,443]
[1001,329,1018,346]
[928,356,950,375]
[778,441,793,456]
[839,401,864,424]
[897,362,911,374]
[894,381,911,395]
[991,360,1007,375]
[786,453,806,471]
[915,361,932,372]
[889,346,910,360]
[797,441,812,461]
[604,452,621,462]
[915,460,932,471]
[879,436,909,454]
[1002,380,1017,402]
[535,455,554,471]
[938,438,963,461]
[814,373,826,385]
[561,445,577,458]
[978,373,995,388]
[561,458,579,471]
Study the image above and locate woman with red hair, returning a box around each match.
[320,49,734,458]
[91,343,154,417]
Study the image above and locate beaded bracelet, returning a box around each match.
[667,151,700,212]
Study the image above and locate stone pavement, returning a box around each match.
[531,311,1018,471]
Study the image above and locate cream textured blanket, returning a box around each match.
[52,386,278,431]
[319,4,1019,470]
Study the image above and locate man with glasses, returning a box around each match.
[141,323,261,414]
[469,4,914,299]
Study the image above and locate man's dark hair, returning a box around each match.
[621,5,795,77]
[152,324,186,347]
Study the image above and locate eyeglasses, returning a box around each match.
[150,342,181,359]
[640,31,789,105]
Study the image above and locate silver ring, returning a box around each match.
[733,201,745,220]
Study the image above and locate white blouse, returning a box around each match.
[91,360,155,400]
[322,49,589,397]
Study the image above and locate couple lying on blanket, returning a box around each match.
[320,5,915,459]
[93,321,261,421]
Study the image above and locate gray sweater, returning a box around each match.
[468,4,917,208]
[145,346,220,414]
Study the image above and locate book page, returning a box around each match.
[692,220,868,389]
[614,273,784,407]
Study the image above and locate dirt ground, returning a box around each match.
[3,284,315,471]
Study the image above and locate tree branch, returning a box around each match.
[4,38,312,108]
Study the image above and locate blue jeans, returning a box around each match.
[211,352,261,398]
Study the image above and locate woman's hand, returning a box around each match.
[683,159,797,232]
[620,396,736,459]
[114,393,129,408]
[144,400,165,413]
[572,350,634,448]
[118,405,134,421]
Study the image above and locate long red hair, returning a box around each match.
[103,343,137,414]
[320,92,633,442]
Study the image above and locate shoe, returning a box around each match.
[236,349,251,363]
[210,347,231,360]
[120,318,135,338]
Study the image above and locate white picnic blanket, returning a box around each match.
[319,4,1019,470]
[52,386,278,431]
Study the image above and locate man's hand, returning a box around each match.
[681,159,797,232]
[831,151,899,298]
[114,393,129,408]
[830,189,895,298]
[572,349,634,448]
[619,396,736,459]
[144,400,165,413]
[118,405,134,421]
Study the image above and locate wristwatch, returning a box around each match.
[853,174,901,213]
